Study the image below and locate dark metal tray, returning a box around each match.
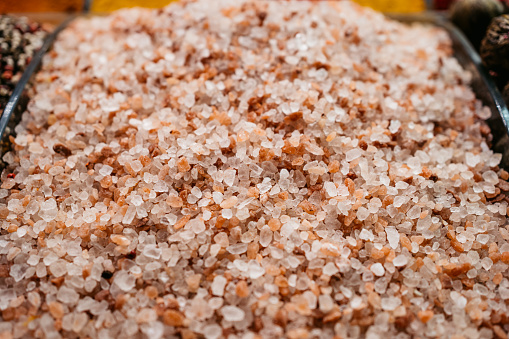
[0,16,74,169]
[391,12,509,169]
[1,12,509,169]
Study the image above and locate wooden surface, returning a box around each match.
[0,0,83,13]
[2,0,427,13]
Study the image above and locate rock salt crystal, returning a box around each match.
[221,305,245,322]
[211,275,227,296]
[370,263,385,277]
[393,255,408,267]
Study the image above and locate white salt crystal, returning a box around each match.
[143,244,161,259]
[221,305,245,322]
[131,160,143,173]
[188,218,206,234]
[322,262,339,276]
[359,229,374,241]
[385,227,399,249]
[9,264,26,282]
[212,192,223,204]
[393,196,407,208]
[191,187,202,199]
[114,271,135,292]
[324,182,337,197]
[370,263,385,277]
[221,209,233,219]
[389,120,401,133]
[57,286,79,304]
[248,260,265,279]
[131,195,143,206]
[482,170,499,184]
[203,324,222,339]
[318,294,334,312]
[99,165,113,176]
[83,209,96,223]
[183,93,195,108]
[345,148,362,162]
[123,206,136,224]
[223,169,236,187]
[477,234,489,244]
[211,275,227,296]
[356,207,369,221]
[381,296,401,311]
[49,260,67,277]
[500,287,509,299]
[393,255,408,267]
[259,226,272,247]
[407,206,421,219]
[226,243,248,254]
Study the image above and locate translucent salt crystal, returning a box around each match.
[385,227,399,249]
[111,234,130,246]
[131,195,143,206]
[323,262,338,276]
[318,294,334,312]
[211,275,227,296]
[393,255,408,267]
[227,243,248,254]
[9,264,27,282]
[212,192,223,204]
[99,165,113,176]
[123,206,136,224]
[393,196,407,208]
[370,263,385,277]
[356,207,369,221]
[259,226,272,247]
[26,201,39,215]
[381,296,401,311]
[131,160,143,173]
[143,244,161,259]
[248,261,265,279]
[183,93,195,108]
[389,120,401,134]
[187,218,206,234]
[223,169,236,187]
[43,252,59,266]
[482,170,499,184]
[27,255,40,266]
[191,187,202,199]
[49,260,67,277]
[73,313,89,332]
[359,229,374,241]
[220,196,238,209]
[221,209,233,219]
[474,284,488,296]
[221,305,245,322]
[7,199,21,212]
[28,142,43,154]
[280,221,299,238]
[324,182,337,197]
[500,287,509,299]
[203,324,222,339]
[114,271,135,291]
[83,209,96,223]
[345,148,362,162]
[257,178,272,194]
[57,286,79,304]
[407,206,421,219]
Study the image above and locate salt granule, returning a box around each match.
[221,305,245,322]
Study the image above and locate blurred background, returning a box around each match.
[0,0,450,14]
